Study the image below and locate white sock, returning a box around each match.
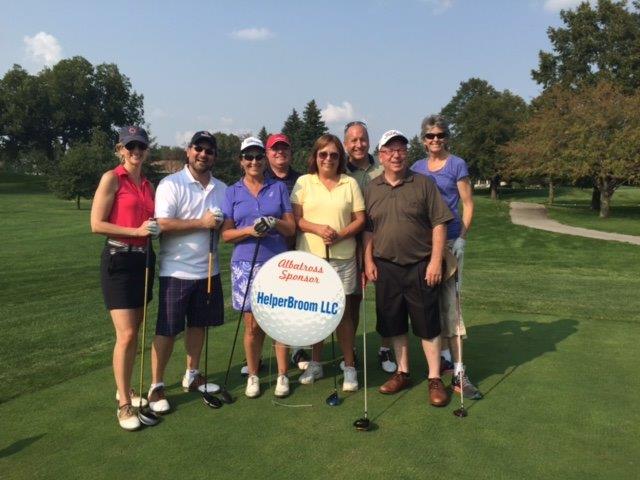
[186,369,199,381]
[454,362,464,376]
[441,349,452,362]
[379,346,390,353]
[149,382,164,391]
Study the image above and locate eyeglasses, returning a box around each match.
[193,145,215,155]
[380,147,407,155]
[241,153,265,162]
[125,142,148,151]
[344,121,367,133]
[424,132,448,140]
[317,151,339,160]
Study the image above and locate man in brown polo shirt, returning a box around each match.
[363,129,453,407]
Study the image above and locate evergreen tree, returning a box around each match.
[406,135,425,165]
[282,108,303,152]
[300,99,328,151]
[258,126,268,145]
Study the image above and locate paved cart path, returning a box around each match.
[509,201,640,246]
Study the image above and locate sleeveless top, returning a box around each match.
[108,164,154,246]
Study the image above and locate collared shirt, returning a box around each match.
[346,154,384,194]
[108,164,154,247]
[265,166,301,195]
[365,171,453,265]
[410,155,470,239]
[222,177,292,262]
[290,173,365,259]
[155,165,227,279]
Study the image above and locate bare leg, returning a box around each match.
[391,334,410,373]
[310,342,324,362]
[243,313,265,375]
[275,342,288,375]
[336,295,355,367]
[151,334,175,384]
[185,326,205,371]
[111,308,142,406]
[421,335,442,379]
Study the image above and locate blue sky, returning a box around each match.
[0,0,591,146]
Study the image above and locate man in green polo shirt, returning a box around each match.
[363,129,453,407]
[344,121,397,374]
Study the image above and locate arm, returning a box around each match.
[275,212,296,237]
[90,171,152,238]
[220,218,264,243]
[363,231,377,282]
[157,209,220,233]
[425,223,447,286]
[331,210,365,245]
[292,203,338,244]
[457,178,474,238]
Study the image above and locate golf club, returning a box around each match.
[353,277,371,431]
[325,245,341,407]
[452,271,467,418]
[202,229,222,409]
[219,237,262,404]
[137,234,161,426]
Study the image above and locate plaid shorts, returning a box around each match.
[156,275,224,336]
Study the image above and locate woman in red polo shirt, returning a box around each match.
[90,126,159,431]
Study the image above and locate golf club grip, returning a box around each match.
[325,245,330,261]
[207,230,214,296]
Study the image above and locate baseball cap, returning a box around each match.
[190,131,217,149]
[377,130,409,150]
[118,126,149,146]
[266,133,291,150]
[240,137,265,153]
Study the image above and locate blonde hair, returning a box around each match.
[115,143,126,164]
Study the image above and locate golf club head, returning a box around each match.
[202,392,222,409]
[138,408,161,426]
[453,407,468,418]
[353,417,371,431]
[325,391,341,406]
[219,388,234,405]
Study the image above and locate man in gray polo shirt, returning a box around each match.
[364,130,453,407]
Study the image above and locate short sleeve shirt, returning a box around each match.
[365,171,453,265]
[155,166,227,279]
[265,166,301,195]
[346,154,384,194]
[410,155,469,239]
[222,177,292,262]
[290,174,365,259]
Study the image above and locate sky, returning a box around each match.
[0,0,596,147]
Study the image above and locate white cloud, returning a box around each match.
[543,0,595,12]
[149,108,168,119]
[420,0,454,14]
[175,131,195,147]
[219,116,234,126]
[321,101,356,124]
[230,27,275,41]
[23,32,62,66]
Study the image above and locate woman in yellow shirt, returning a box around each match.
[290,134,365,392]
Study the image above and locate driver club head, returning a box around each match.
[325,391,341,407]
[353,417,371,431]
[219,388,234,405]
[138,407,161,426]
[202,392,222,409]
[453,407,468,418]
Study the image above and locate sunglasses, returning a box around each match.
[424,132,448,140]
[125,141,148,151]
[317,151,339,160]
[343,120,367,133]
[241,153,265,162]
[193,145,215,155]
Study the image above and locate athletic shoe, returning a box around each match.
[240,358,263,376]
[378,348,397,373]
[148,385,170,414]
[291,348,310,370]
[117,404,141,431]
[339,349,359,371]
[245,375,260,398]
[440,356,455,376]
[379,371,411,394]
[299,361,323,385]
[342,366,358,392]
[115,389,148,408]
[428,378,449,407]
[274,374,290,398]
[452,372,483,400]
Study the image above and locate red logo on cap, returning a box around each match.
[129,127,137,134]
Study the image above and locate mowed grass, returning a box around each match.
[493,185,640,236]
[1,174,639,479]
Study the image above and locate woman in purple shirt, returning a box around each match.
[410,115,482,400]
[221,137,296,399]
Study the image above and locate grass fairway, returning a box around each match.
[1,175,639,479]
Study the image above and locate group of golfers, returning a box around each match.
[91,117,482,432]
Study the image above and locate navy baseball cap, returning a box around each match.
[190,131,217,149]
[118,126,149,146]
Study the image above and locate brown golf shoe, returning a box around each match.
[379,371,411,394]
[428,378,449,407]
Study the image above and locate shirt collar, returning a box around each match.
[374,169,415,186]
[346,153,375,172]
[183,164,212,186]
[310,173,349,185]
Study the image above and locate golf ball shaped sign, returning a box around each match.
[251,251,345,346]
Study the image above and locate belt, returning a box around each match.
[106,239,147,254]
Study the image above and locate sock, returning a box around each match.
[379,346,390,353]
[454,362,464,376]
[149,382,164,391]
[441,349,452,362]
[186,369,199,381]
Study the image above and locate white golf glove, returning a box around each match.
[452,236,466,259]
[264,216,277,231]
[146,220,161,239]
[253,216,270,235]
[209,207,224,223]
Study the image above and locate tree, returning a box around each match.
[213,132,242,185]
[258,126,268,145]
[532,0,640,91]
[300,99,327,151]
[282,108,304,152]
[441,78,528,199]
[406,135,425,165]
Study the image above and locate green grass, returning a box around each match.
[1,173,639,479]
[493,186,640,236]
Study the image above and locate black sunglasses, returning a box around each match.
[424,132,448,140]
[317,151,339,160]
[125,141,148,151]
[193,145,215,155]
[241,153,265,161]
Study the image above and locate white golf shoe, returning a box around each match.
[148,385,170,414]
[245,375,260,398]
[274,375,290,398]
[299,361,323,385]
[115,390,148,408]
[117,404,141,431]
[342,366,359,392]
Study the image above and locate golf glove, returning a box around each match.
[209,207,224,223]
[253,216,270,235]
[452,236,466,259]
[147,220,161,239]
